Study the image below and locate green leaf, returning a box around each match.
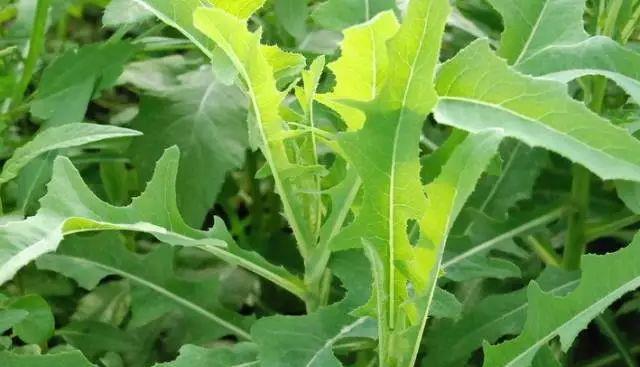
[0,351,96,367]
[275,0,308,39]
[487,0,587,65]
[129,0,214,57]
[429,287,462,320]
[252,250,375,367]
[482,232,640,367]
[7,295,54,345]
[444,207,566,281]
[488,0,640,104]
[434,40,640,182]
[193,6,317,259]
[129,68,249,227]
[466,140,548,222]
[30,42,137,126]
[426,268,578,367]
[311,0,396,31]
[317,10,399,130]
[210,0,266,19]
[532,346,563,367]
[70,281,130,326]
[518,37,640,104]
[617,181,640,214]
[154,343,258,367]
[40,233,252,342]
[0,310,28,334]
[0,123,141,185]
[56,321,139,359]
[0,147,306,304]
[328,0,451,364]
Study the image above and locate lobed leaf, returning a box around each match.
[0,123,140,186]
[30,42,137,126]
[489,0,640,104]
[0,148,305,306]
[39,233,253,341]
[129,69,249,227]
[311,0,396,31]
[153,343,258,367]
[193,6,316,258]
[317,11,399,130]
[0,351,96,367]
[252,250,375,367]
[434,40,640,182]
[483,232,640,367]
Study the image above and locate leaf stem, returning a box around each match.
[585,214,640,242]
[526,235,561,267]
[563,163,592,270]
[594,311,639,367]
[9,0,50,110]
[442,206,567,269]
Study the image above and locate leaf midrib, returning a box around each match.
[438,96,640,181]
[51,254,252,340]
[499,275,640,367]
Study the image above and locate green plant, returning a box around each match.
[1,0,640,366]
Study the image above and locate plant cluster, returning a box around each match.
[1,0,640,366]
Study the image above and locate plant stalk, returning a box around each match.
[563,74,606,270]
[10,0,50,110]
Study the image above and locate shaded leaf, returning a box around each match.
[129,69,248,227]
[30,42,137,126]
[0,147,305,306]
[0,351,96,367]
[0,123,140,186]
[311,0,396,31]
[154,343,258,367]
[40,234,252,342]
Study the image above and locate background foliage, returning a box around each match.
[1,0,640,366]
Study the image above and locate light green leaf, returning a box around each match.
[0,123,140,185]
[0,147,306,305]
[317,10,399,129]
[194,6,316,259]
[30,42,137,126]
[154,344,258,367]
[0,351,96,367]
[311,0,396,31]
[210,0,266,19]
[329,1,450,365]
[434,40,640,182]
[40,234,252,342]
[482,232,640,367]
[129,68,248,227]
